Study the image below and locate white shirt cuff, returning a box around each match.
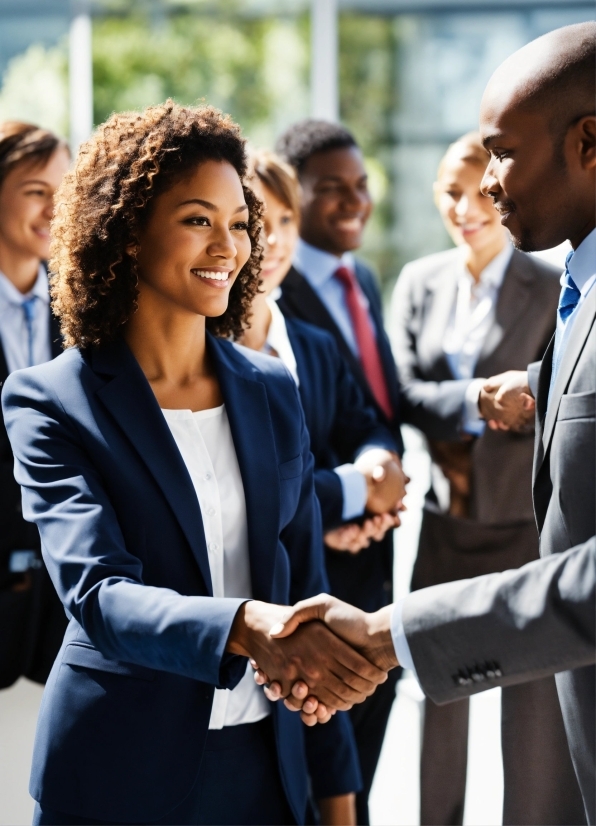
[463,378,487,436]
[334,464,368,521]
[390,598,417,677]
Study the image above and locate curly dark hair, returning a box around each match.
[275,119,357,177]
[50,101,263,348]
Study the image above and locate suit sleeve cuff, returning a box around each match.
[462,378,487,436]
[334,464,367,520]
[391,598,417,677]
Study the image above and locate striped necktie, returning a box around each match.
[334,265,393,420]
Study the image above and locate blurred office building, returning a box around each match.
[0,0,592,284]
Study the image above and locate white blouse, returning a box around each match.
[161,405,270,729]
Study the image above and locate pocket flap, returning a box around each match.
[558,391,595,421]
[278,455,303,480]
[62,644,156,681]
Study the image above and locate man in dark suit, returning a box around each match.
[0,121,69,687]
[271,20,596,825]
[275,120,405,824]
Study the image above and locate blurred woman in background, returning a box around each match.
[242,152,406,557]
[390,132,585,825]
[241,152,407,823]
[0,122,69,690]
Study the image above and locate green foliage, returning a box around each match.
[339,13,398,288]
[92,10,309,145]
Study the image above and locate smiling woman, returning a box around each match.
[1,101,375,826]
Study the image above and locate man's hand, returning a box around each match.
[227,601,387,715]
[251,595,398,725]
[478,370,535,432]
[324,511,405,554]
[354,449,409,514]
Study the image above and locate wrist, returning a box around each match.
[365,605,398,670]
[227,599,261,657]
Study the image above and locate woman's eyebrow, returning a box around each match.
[19,179,50,188]
[178,198,248,214]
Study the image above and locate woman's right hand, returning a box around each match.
[226,601,388,714]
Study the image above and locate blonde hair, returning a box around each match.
[249,150,301,221]
[436,131,489,180]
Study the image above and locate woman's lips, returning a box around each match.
[191,269,231,287]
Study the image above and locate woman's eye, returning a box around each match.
[493,151,510,162]
[231,221,249,231]
[446,191,459,199]
[280,215,293,226]
[186,216,210,227]
[25,189,46,197]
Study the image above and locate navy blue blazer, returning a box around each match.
[279,261,404,455]
[2,335,360,824]
[285,317,397,530]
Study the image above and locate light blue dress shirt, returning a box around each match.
[291,238,368,520]
[0,265,51,373]
[548,227,596,403]
[391,228,596,676]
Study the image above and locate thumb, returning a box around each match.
[269,594,333,638]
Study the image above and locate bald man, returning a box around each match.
[259,22,596,825]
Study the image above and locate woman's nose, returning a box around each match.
[455,196,470,219]
[267,232,277,247]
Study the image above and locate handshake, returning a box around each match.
[227,595,397,726]
[478,369,535,432]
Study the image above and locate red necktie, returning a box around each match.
[334,266,393,420]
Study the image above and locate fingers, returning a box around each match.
[269,594,336,638]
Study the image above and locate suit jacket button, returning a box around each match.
[494,669,502,677]
[458,676,468,686]
[472,672,485,682]
[486,670,495,678]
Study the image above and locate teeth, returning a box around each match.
[336,218,362,230]
[193,271,229,281]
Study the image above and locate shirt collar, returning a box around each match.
[567,227,596,295]
[293,238,354,288]
[0,264,49,306]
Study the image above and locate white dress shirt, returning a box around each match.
[293,238,369,358]
[265,296,368,521]
[0,265,51,373]
[442,243,513,435]
[161,405,270,729]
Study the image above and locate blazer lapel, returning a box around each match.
[417,263,459,378]
[208,337,280,603]
[540,289,596,457]
[92,340,213,594]
[280,267,367,385]
[476,251,533,375]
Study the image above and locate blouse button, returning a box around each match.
[206,507,216,517]
[209,541,219,552]
[203,473,212,482]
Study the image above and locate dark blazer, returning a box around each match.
[402,286,596,823]
[1,335,360,824]
[391,247,560,524]
[286,317,397,530]
[0,307,66,687]
[278,261,402,612]
[279,261,404,454]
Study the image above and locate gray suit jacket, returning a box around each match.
[390,247,560,523]
[403,285,596,822]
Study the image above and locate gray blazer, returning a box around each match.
[402,285,596,823]
[390,247,560,523]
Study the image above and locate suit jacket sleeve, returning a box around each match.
[313,340,398,531]
[2,368,249,689]
[403,536,596,705]
[390,264,473,440]
[278,379,362,798]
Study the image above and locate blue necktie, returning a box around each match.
[21,296,37,367]
[548,251,580,403]
[558,251,581,322]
